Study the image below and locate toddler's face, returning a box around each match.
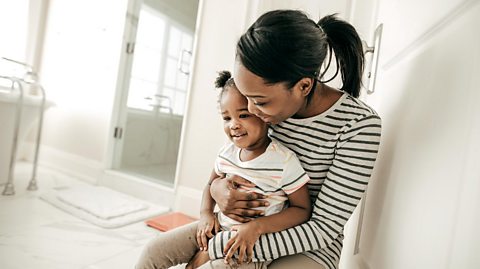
[220,87,268,149]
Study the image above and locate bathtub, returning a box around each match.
[0,85,54,192]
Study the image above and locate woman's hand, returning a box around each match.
[223,221,262,265]
[186,250,210,269]
[210,175,269,223]
[196,211,220,251]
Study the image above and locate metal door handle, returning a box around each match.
[178,49,192,75]
[362,24,383,94]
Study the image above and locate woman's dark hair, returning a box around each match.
[236,10,364,98]
[214,70,236,99]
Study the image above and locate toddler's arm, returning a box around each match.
[223,184,311,264]
[196,169,222,250]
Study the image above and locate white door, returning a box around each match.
[345,0,480,268]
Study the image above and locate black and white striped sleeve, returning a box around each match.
[208,114,382,261]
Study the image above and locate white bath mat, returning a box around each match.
[40,185,169,228]
[56,186,148,220]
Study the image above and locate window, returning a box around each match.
[127,5,193,116]
[0,0,30,76]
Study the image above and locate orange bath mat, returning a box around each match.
[145,212,197,231]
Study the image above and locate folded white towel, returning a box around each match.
[56,186,148,220]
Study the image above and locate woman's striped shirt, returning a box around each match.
[208,93,382,269]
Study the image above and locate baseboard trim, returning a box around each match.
[36,145,102,184]
[353,254,371,269]
[100,170,175,209]
[174,185,203,218]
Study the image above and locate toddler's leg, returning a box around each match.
[136,221,199,269]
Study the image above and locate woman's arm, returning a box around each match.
[210,175,269,222]
[208,114,382,262]
[249,184,311,234]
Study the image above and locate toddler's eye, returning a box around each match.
[239,114,250,119]
[223,116,231,121]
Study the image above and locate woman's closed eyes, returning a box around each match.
[253,102,267,107]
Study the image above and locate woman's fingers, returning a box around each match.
[226,213,251,223]
[212,174,268,217]
[229,174,256,188]
[234,199,269,209]
[225,207,265,222]
[228,189,267,211]
[232,189,267,203]
[233,208,265,218]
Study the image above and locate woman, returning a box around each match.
[203,10,382,269]
[137,9,381,269]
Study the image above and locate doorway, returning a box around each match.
[111,0,199,188]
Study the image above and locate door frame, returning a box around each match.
[104,0,141,173]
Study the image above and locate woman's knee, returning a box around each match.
[136,236,167,269]
[136,222,199,269]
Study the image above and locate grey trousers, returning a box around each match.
[136,221,323,269]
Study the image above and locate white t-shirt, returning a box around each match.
[214,138,310,230]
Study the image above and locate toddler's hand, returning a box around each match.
[196,212,220,251]
[223,221,262,265]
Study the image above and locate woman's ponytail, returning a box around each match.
[318,15,364,98]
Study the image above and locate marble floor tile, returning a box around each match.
[0,162,169,269]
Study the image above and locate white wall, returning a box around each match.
[353,0,480,268]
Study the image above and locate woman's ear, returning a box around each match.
[296,78,314,97]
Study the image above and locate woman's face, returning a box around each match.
[233,61,305,125]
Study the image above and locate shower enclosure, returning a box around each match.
[110,0,199,187]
